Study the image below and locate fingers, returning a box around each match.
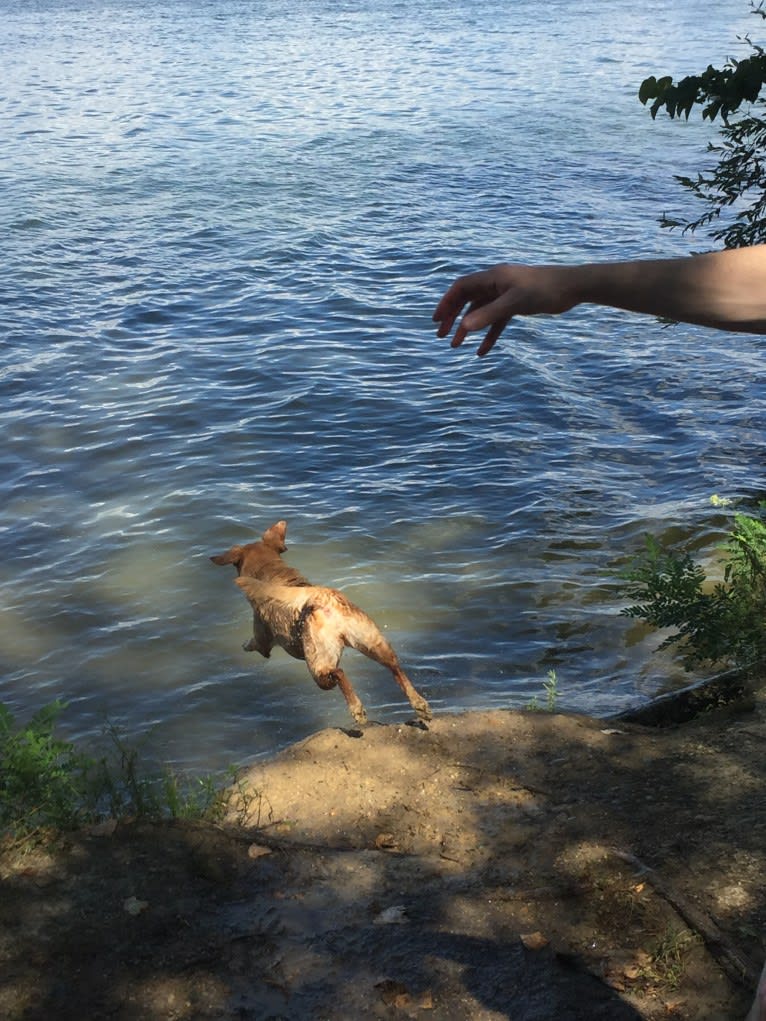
[433,268,515,356]
[447,316,507,356]
[432,268,498,333]
[439,304,510,355]
[476,318,510,357]
[457,293,515,355]
[461,292,514,335]
[432,279,471,339]
[443,299,478,348]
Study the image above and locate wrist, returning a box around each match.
[547,263,590,313]
[561,260,637,313]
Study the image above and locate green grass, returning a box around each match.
[526,669,559,712]
[0,700,231,844]
[641,926,700,989]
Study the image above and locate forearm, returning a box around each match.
[435,246,766,357]
[566,246,766,333]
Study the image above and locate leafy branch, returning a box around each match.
[621,507,766,672]
[639,2,766,247]
[639,52,766,122]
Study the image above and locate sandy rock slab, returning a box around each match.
[2,704,764,1019]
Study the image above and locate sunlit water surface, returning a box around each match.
[2,0,765,772]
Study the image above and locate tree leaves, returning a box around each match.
[638,56,766,121]
[639,5,766,246]
[620,509,766,673]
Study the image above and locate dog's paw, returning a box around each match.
[413,699,432,723]
[242,639,269,656]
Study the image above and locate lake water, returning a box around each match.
[2,0,765,773]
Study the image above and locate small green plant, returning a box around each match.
[93,721,228,822]
[621,505,766,672]
[640,926,700,989]
[0,702,232,842]
[526,670,559,712]
[162,771,222,821]
[219,769,268,827]
[0,700,94,836]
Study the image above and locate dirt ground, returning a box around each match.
[1,680,764,1021]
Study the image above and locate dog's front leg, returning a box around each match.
[243,615,274,657]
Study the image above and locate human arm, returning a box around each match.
[433,246,766,356]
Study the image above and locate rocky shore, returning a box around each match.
[1,678,764,1020]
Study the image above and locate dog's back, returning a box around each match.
[234,577,383,652]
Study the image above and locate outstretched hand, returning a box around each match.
[433,263,578,356]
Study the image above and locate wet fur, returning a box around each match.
[211,521,431,726]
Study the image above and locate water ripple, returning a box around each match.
[0,0,762,770]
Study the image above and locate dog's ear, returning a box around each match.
[262,520,288,553]
[210,546,244,567]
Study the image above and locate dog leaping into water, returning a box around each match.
[211,521,431,727]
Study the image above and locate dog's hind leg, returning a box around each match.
[388,661,431,722]
[345,615,432,722]
[396,667,431,722]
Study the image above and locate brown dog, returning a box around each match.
[211,521,431,726]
